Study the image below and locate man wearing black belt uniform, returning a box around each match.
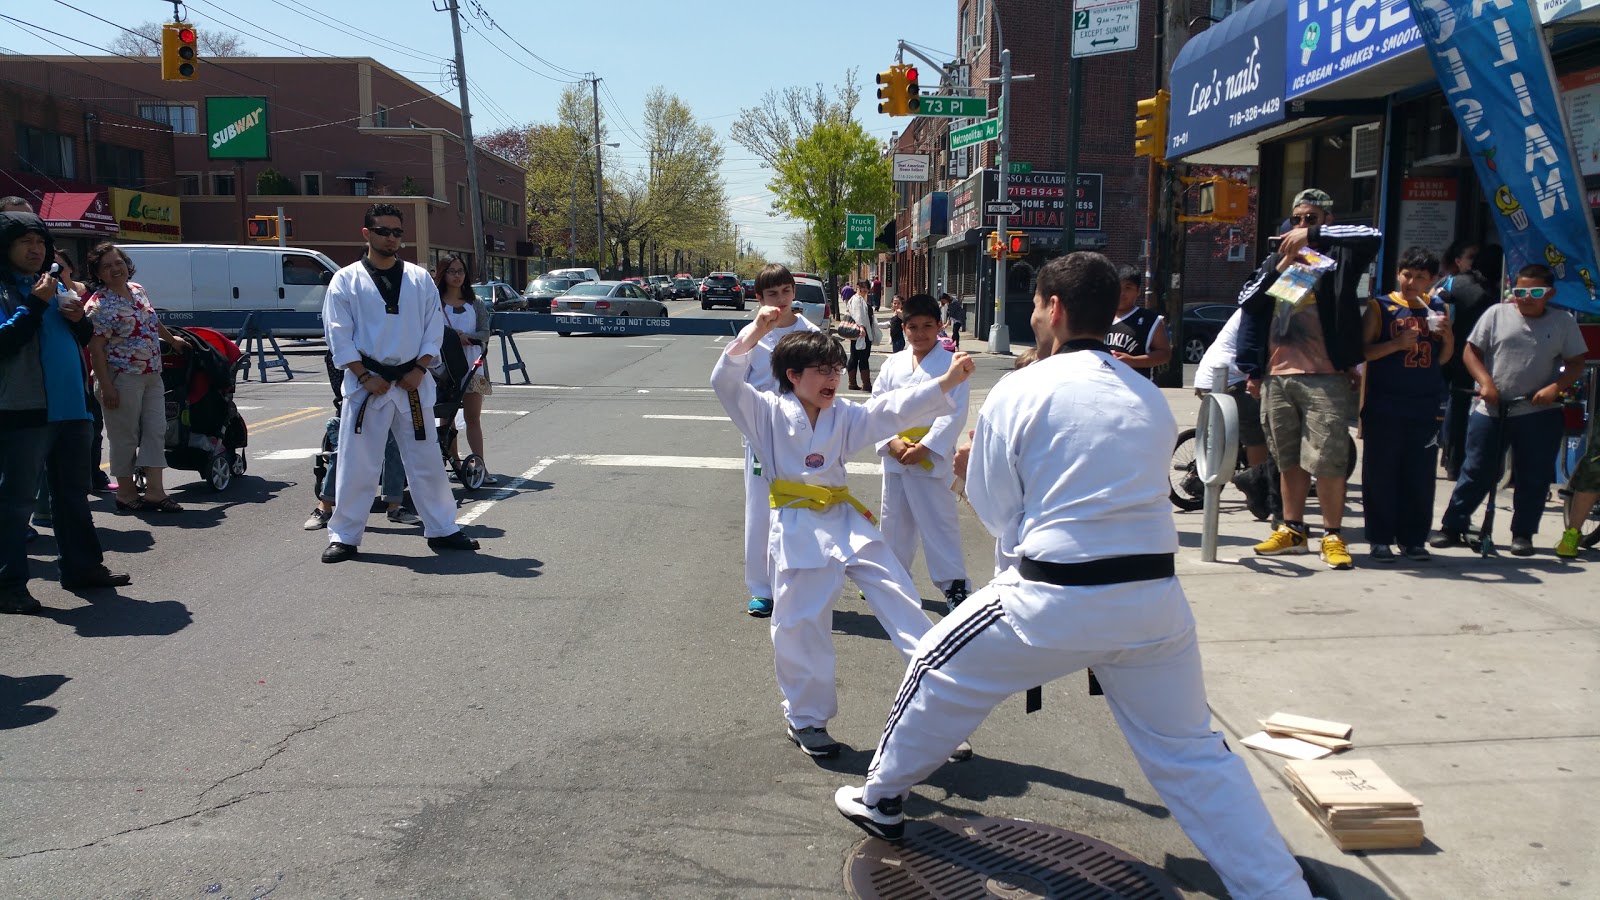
[835,252,1314,900]
[321,203,478,563]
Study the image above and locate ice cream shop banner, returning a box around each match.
[1409,0,1600,314]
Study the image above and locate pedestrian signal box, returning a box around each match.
[988,232,1030,259]
[246,216,293,240]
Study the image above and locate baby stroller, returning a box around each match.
[137,326,248,492]
[433,328,489,491]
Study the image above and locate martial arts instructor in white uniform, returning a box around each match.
[321,203,479,563]
[835,252,1315,900]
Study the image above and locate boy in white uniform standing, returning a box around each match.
[712,305,975,759]
[835,253,1315,900]
[739,264,820,617]
[873,294,971,610]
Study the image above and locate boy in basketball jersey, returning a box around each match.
[1104,265,1171,380]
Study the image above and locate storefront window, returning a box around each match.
[1281,139,1311,219]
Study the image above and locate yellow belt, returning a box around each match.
[770,479,877,524]
[897,426,935,471]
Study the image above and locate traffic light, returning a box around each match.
[1134,90,1169,162]
[877,66,907,116]
[162,22,198,82]
[904,65,921,114]
[1180,177,1250,224]
[246,216,293,240]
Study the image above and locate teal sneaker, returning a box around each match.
[747,596,773,618]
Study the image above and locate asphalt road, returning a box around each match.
[2,303,1241,899]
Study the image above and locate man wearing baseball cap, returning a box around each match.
[1235,188,1383,570]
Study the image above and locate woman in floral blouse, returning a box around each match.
[84,242,184,513]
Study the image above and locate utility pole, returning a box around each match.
[443,0,486,280]
[591,75,606,276]
[1156,0,1189,388]
[1060,53,1084,257]
[983,50,1033,353]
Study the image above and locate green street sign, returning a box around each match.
[206,96,269,160]
[845,213,876,251]
[950,118,1000,151]
[914,95,988,118]
[1009,161,1033,175]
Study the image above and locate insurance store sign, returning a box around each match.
[1287,0,1424,98]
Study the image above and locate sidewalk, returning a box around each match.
[1161,388,1597,899]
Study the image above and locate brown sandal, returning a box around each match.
[115,498,149,512]
[144,497,183,513]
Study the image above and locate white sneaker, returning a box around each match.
[834,786,904,840]
[786,724,840,758]
[302,508,330,531]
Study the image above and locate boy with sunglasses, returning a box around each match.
[1430,264,1589,555]
[712,306,975,759]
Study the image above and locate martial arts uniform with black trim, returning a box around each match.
[858,345,1313,900]
[712,327,951,731]
[872,342,970,593]
[739,315,820,602]
[323,258,460,545]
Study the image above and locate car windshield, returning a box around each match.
[472,285,494,299]
[532,278,572,292]
[564,283,612,297]
[794,283,825,303]
[673,278,694,286]
[708,276,738,287]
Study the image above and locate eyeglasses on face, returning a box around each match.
[368,225,405,238]
[1511,287,1551,300]
[804,365,846,378]
[1289,213,1321,225]
[445,267,466,276]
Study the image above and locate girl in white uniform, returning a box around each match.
[712,305,975,759]
[871,294,971,610]
[739,265,820,618]
[835,253,1315,900]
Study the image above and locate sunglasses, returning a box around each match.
[804,365,847,378]
[1288,213,1321,225]
[368,225,405,238]
[1511,287,1551,300]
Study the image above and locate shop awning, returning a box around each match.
[1167,0,1289,161]
[39,191,118,236]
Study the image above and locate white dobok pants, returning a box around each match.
[743,441,772,599]
[773,539,933,730]
[328,381,460,545]
[861,578,1313,900]
[879,470,967,592]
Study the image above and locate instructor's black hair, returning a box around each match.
[364,202,405,228]
[900,293,941,323]
[754,262,795,294]
[771,331,846,394]
[1035,251,1120,336]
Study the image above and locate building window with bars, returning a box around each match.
[212,171,235,196]
[94,144,145,189]
[16,125,75,179]
[302,172,322,196]
[137,104,198,134]
[177,173,202,196]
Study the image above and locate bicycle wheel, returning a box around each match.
[1169,428,1205,511]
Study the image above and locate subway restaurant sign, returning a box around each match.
[108,188,182,243]
[206,96,269,160]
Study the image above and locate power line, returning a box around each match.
[462,17,583,85]
[186,0,449,79]
[261,0,452,69]
[464,0,587,81]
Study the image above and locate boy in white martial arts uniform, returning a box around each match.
[321,203,479,563]
[740,264,820,618]
[836,253,1316,900]
[712,306,976,758]
[873,293,971,611]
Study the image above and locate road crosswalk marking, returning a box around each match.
[641,414,730,421]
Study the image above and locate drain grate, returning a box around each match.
[845,816,1182,900]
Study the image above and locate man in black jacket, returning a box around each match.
[1235,189,1382,570]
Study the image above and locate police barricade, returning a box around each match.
[153,309,753,386]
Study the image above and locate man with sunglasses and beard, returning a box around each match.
[320,203,478,563]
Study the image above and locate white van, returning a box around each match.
[119,244,339,337]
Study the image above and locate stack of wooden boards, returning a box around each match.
[1285,758,1425,850]
[1241,713,1354,760]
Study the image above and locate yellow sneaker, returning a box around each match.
[1254,524,1309,556]
[1320,533,1354,570]
[1556,527,1582,559]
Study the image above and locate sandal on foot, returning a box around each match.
[114,498,149,512]
[144,497,184,513]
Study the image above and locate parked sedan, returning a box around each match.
[741,279,756,299]
[475,281,524,311]
[523,275,581,314]
[646,275,673,300]
[1180,303,1237,364]
[668,277,698,299]
[553,281,669,336]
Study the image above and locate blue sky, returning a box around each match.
[2,0,959,260]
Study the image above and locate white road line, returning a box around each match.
[236,405,263,411]
[624,344,660,348]
[568,454,880,475]
[480,409,530,416]
[641,414,730,421]
[457,458,557,526]
[667,388,715,393]
[257,448,320,460]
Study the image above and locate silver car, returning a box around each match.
[791,277,828,327]
[553,281,669,336]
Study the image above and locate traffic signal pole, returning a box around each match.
[989,48,1013,354]
[1060,55,1083,257]
[444,1,488,280]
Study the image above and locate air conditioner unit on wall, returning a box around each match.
[963,34,985,58]
[1351,123,1382,179]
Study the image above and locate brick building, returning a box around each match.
[884,0,1258,343]
[0,55,526,285]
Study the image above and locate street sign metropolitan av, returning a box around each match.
[950,118,1000,151]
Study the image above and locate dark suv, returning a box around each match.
[700,273,744,310]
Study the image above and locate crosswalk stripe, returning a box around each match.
[641,414,730,422]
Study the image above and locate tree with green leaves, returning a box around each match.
[768,117,893,285]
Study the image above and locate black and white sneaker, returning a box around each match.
[786,724,840,758]
[834,786,904,841]
[943,579,968,613]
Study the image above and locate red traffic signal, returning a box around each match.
[179,27,196,43]
[904,66,920,113]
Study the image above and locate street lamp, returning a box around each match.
[571,142,619,268]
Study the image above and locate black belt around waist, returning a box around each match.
[1019,553,1175,587]
[354,354,426,440]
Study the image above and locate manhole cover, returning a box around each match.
[845,816,1181,900]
